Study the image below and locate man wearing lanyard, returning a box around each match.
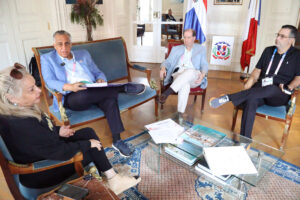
[158,29,208,117]
[41,30,146,157]
[209,25,300,138]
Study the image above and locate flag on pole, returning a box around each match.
[240,0,261,71]
[184,0,207,44]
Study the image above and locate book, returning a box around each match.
[164,144,198,166]
[80,82,125,88]
[56,183,89,200]
[180,124,226,147]
[195,156,231,181]
[203,146,258,176]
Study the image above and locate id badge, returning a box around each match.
[262,77,273,87]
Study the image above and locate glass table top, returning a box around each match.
[145,111,285,197]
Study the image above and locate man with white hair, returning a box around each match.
[41,30,145,157]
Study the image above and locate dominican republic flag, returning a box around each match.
[240,0,261,71]
[184,0,207,44]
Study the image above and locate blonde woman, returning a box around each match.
[0,64,140,196]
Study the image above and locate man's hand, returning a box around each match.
[59,125,75,138]
[96,79,105,83]
[63,82,87,92]
[244,68,261,90]
[244,78,255,90]
[195,72,204,85]
[89,139,102,151]
[160,67,167,80]
[279,83,293,93]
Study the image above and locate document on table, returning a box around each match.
[145,119,184,144]
[203,146,258,176]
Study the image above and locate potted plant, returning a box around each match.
[70,0,103,41]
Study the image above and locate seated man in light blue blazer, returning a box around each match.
[41,30,145,157]
[158,29,208,116]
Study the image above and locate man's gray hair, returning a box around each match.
[53,30,72,43]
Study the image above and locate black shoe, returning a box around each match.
[156,94,167,104]
[112,140,133,157]
[124,83,146,95]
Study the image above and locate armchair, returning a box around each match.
[0,127,84,200]
[231,88,299,150]
[160,39,207,113]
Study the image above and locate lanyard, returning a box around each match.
[64,61,77,78]
[265,48,287,76]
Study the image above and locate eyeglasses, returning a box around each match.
[275,33,294,39]
[10,63,24,80]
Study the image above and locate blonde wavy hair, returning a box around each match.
[0,64,42,121]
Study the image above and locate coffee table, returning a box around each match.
[144,113,284,199]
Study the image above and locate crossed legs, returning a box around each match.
[159,68,201,113]
[210,84,290,138]
[64,86,132,156]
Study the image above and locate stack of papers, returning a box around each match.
[81,82,125,88]
[145,119,184,144]
[203,146,258,176]
[84,82,108,87]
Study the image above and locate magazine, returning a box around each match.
[180,124,226,147]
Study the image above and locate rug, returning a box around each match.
[105,131,300,200]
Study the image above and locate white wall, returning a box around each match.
[0,0,299,71]
[205,0,248,72]
[203,0,300,72]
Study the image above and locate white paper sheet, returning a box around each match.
[84,82,108,87]
[203,146,258,176]
[145,119,184,144]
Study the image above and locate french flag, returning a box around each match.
[240,0,261,71]
[184,0,207,44]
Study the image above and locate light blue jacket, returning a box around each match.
[41,49,107,112]
[161,44,208,88]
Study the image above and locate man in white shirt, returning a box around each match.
[158,29,208,116]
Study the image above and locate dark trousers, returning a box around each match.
[66,127,112,172]
[228,83,290,138]
[21,128,112,188]
[64,87,125,135]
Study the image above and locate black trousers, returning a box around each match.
[229,83,290,138]
[21,128,112,188]
[64,87,125,135]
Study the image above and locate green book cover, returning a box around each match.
[165,144,198,166]
[181,124,226,147]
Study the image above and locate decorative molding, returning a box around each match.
[14,0,37,16]
[18,21,40,33]
[22,38,41,65]
[0,42,13,70]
